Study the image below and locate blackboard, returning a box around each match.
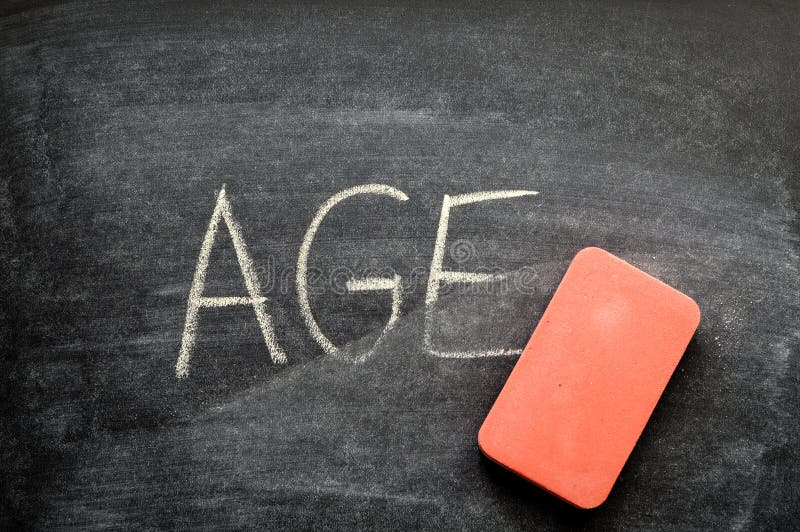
[1,1,798,529]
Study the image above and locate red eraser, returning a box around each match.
[479,247,700,509]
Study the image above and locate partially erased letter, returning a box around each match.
[424,190,538,358]
[297,184,408,359]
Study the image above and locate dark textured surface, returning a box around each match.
[1,1,798,529]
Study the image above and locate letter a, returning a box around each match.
[176,185,286,378]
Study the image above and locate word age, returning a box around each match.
[176,184,538,378]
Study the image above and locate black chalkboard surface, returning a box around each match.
[1,1,798,529]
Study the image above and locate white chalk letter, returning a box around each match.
[176,185,286,379]
[297,184,409,357]
[424,190,538,358]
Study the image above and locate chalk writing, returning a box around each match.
[296,184,410,358]
[424,191,539,358]
[177,185,538,376]
[176,186,286,379]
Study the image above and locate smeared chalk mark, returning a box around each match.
[424,190,538,358]
[176,185,286,379]
[297,184,409,357]
[344,274,403,362]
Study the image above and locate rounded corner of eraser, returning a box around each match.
[480,246,700,509]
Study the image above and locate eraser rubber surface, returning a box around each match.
[478,247,700,509]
